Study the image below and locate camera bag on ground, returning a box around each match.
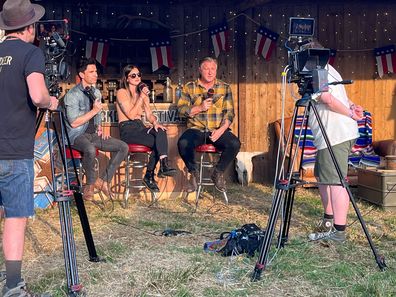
[204,223,265,257]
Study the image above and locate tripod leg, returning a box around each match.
[252,187,287,281]
[252,105,310,281]
[278,173,299,248]
[56,192,83,295]
[346,186,386,270]
[310,103,387,270]
[45,112,83,294]
[57,111,101,262]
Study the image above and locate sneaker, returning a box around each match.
[211,170,226,192]
[313,218,333,233]
[308,227,346,243]
[2,280,51,297]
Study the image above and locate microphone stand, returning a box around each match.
[195,91,215,206]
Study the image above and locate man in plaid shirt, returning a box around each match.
[177,57,240,192]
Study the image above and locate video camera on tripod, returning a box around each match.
[36,19,72,97]
[251,17,387,282]
[286,17,330,95]
[34,20,102,296]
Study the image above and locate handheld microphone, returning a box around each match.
[207,88,217,104]
[328,80,353,86]
[137,82,151,96]
[84,86,96,103]
[203,88,215,134]
[207,88,215,99]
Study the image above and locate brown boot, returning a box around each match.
[211,169,226,192]
[94,178,111,197]
[83,184,95,201]
[186,171,199,193]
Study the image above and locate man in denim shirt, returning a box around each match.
[64,58,128,200]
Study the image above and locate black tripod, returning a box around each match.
[251,94,387,281]
[35,109,101,296]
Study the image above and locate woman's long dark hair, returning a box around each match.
[120,64,139,98]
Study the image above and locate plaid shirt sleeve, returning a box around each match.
[222,83,235,124]
[177,82,194,118]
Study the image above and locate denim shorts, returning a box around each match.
[0,159,35,218]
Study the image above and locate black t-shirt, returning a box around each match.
[0,39,45,159]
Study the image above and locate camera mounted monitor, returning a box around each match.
[289,17,315,37]
[294,48,330,74]
[36,19,69,41]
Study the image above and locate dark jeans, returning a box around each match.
[72,133,129,184]
[119,120,169,171]
[177,128,241,173]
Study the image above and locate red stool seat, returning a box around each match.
[128,144,152,153]
[65,147,99,159]
[195,144,218,153]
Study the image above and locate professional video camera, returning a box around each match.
[36,19,72,97]
[286,17,330,95]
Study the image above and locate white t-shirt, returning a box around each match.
[308,65,359,150]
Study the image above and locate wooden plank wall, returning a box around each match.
[232,1,396,182]
[27,0,396,183]
[166,1,395,182]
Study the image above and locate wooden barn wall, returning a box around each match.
[30,1,396,183]
[238,1,396,182]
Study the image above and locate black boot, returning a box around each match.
[143,170,160,192]
[158,157,177,178]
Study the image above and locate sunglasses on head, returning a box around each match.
[128,72,141,79]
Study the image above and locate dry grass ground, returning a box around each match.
[1,183,396,296]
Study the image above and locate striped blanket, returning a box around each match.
[294,111,380,169]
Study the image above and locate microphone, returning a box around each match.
[203,88,215,134]
[207,88,215,99]
[52,32,66,48]
[84,86,96,103]
[137,82,151,96]
[328,80,353,86]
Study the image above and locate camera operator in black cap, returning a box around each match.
[0,0,58,296]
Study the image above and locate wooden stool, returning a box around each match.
[122,144,156,208]
[195,144,228,205]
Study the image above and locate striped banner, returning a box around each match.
[85,37,110,66]
[209,21,229,58]
[374,45,396,78]
[255,27,279,61]
[149,37,173,72]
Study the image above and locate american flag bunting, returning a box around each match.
[374,45,396,78]
[328,49,337,66]
[85,37,110,67]
[149,36,174,72]
[209,21,229,58]
[255,27,279,61]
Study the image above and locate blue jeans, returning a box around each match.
[0,159,34,218]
